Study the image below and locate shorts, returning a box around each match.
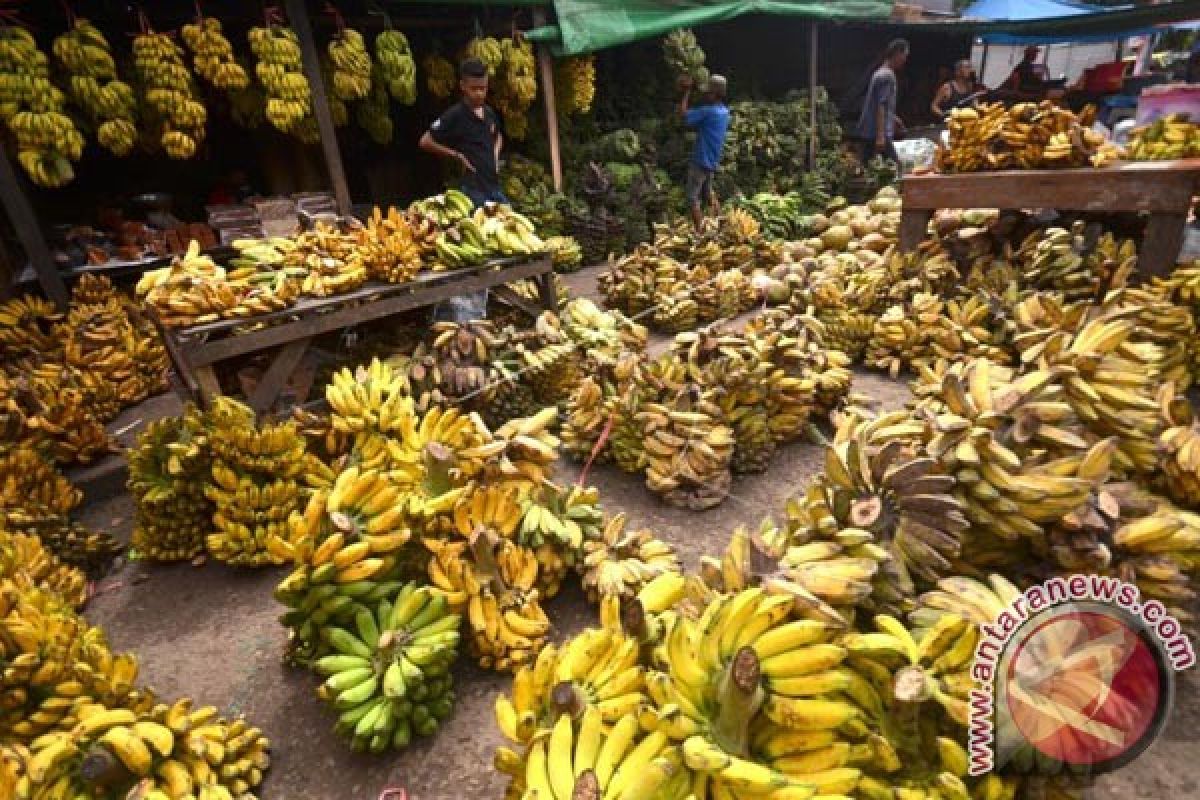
[685,163,715,206]
[432,185,511,323]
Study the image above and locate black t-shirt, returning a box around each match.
[429,101,503,195]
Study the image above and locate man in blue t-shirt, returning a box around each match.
[680,74,730,229]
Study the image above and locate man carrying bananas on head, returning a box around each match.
[679,74,730,230]
[420,57,507,321]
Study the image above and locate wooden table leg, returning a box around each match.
[899,210,933,253]
[248,338,312,414]
[491,285,544,319]
[1139,212,1189,279]
[535,270,558,311]
[193,367,223,409]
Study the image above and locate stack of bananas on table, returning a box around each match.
[374,30,417,104]
[555,55,596,116]
[431,205,546,269]
[137,241,247,326]
[128,407,213,563]
[0,27,85,186]
[410,188,474,227]
[181,16,249,90]
[131,31,207,159]
[329,28,372,101]
[464,37,504,78]
[543,235,583,272]
[355,206,423,283]
[423,53,456,98]
[204,397,307,567]
[663,28,708,87]
[51,19,138,157]
[493,38,537,140]
[249,25,311,135]
[938,101,1123,172]
[1127,112,1200,160]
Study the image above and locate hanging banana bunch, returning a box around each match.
[555,55,595,116]
[374,29,417,105]
[51,19,138,158]
[328,28,372,101]
[0,27,85,186]
[181,16,249,90]
[355,66,394,145]
[464,36,504,77]
[131,29,206,159]
[492,38,537,141]
[423,53,456,99]
[248,25,310,135]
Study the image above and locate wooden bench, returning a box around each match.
[899,159,1200,277]
[152,254,556,413]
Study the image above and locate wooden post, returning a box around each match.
[0,140,67,307]
[284,0,353,216]
[533,9,563,192]
[808,22,818,170]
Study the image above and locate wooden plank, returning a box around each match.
[491,284,543,318]
[186,257,552,365]
[808,23,818,170]
[248,338,312,413]
[0,140,68,307]
[533,10,563,193]
[1139,212,1189,279]
[902,160,1200,213]
[285,0,353,216]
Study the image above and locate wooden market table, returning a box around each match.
[153,254,556,413]
[899,159,1200,277]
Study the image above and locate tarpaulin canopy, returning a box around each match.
[960,0,1154,43]
[523,0,893,56]
[912,0,1200,44]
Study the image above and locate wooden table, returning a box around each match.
[900,159,1200,277]
[153,255,556,413]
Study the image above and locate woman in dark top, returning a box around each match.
[932,59,981,119]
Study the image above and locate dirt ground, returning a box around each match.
[76,267,1200,800]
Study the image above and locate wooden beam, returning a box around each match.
[284,0,353,216]
[0,140,67,307]
[808,22,818,170]
[533,9,563,192]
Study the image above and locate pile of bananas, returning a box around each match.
[663,28,708,87]
[137,241,248,326]
[0,527,87,609]
[182,16,249,90]
[128,407,212,562]
[493,38,537,140]
[555,55,596,116]
[374,30,417,104]
[1127,112,1200,160]
[52,19,138,158]
[938,102,1123,172]
[543,235,583,272]
[717,93,844,197]
[249,25,311,135]
[581,513,681,601]
[423,53,456,99]
[464,37,504,78]
[0,367,115,467]
[1,27,84,186]
[204,397,307,567]
[131,31,206,159]
[433,205,546,269]
[329,28,372,101]
[356,206,423,283]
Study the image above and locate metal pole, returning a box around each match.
[533,9,563,192]
[284,0,353,215]
[808,22,818,170]
[0,141,67,307]
[980,42,989,87]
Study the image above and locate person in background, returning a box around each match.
[857,39,909,164]
[1005,45,1049,93]
[419,57,506,321]
[679,73,731,230]
[931,59,981,119]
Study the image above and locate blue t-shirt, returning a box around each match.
[857,66,897,140]
[685,103,731,171]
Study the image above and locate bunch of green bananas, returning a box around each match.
[182,16,249,90]
[355,67,393,145]
[374,30,416,105]
[131,31,206,159]
[409,188,474,227]
[544,235,583,272]
[313,584,460,752]
[423,53,455,99]
[1,27,84,186]
[248,25,310,134]
[1127,112,1200,160]
[464,36,503,77]
[555,55,596,116]
[473,204,547,258]
[51,19,138,157]
[128,408,213,562]
[663,28,708,86]
[328,28,372,100]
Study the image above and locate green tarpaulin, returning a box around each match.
[524,0,894,55]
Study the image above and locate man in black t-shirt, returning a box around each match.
[419,58,507,320]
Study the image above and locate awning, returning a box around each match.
[524,0,893,56]
[918,0,1200,44]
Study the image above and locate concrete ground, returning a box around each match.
[76,265,1199,800]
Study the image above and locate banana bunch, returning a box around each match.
[204,397,306,567]
[939,101,1121,172]
[663,28,708,87]
[543,235,583,273]
[561,376,613,461]
[492,38,537,140]
[406,320,503,409]
[464,37,504,78]
[474,204,548,257]
[638,387,735,510]
[354,206,423,283]
[355,66,394,144]
[1102,285,1194,390]
[0,444,82,524]
[1016,223,1135,303]
[328,28,372,100]
[374,30,416,104]
[562,297,647,368]
[411,188,474,227]
[138,241,246,327]
[15,699,269,800]
[433,220,491,269]
[1126,112,1200,160]
[555,55,596,116]
[0,295,61,360]
[182,17,249,90]
[248,25,311,134]
[518,482,604,596]
[128,408,213,563]
[313,583,459,752]
[864,302,931,378]
[1159,386,1200,507]
[423,53,456,99]
[581,514,681,602]
[0,366,116,466]
[924,293,1014,366]
[131,31,207,159]
[51,19,138,157]
[57,298,160,409]
[1,27,84,186]
[0,528,87,610]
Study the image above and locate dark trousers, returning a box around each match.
[432,185,511,322]
[860,138,898,164]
